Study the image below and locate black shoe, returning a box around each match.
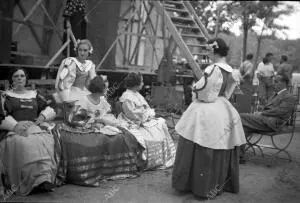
[36,181,55,192]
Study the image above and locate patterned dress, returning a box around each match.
[118,89,176,170]
[54,57,96,103]
[55,96,143,186]
[0,90,57,196]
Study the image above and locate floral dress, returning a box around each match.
[54,57,96,103]
[118,89,176,170]
[55,96,143,186]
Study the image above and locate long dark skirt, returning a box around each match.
[172,136,240,199]
[54,124,144,187]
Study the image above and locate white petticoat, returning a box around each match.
[175,97,246,149]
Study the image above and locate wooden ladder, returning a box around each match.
[152,0,211,80]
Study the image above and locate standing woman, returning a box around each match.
[0,68,57,196]
[172,38,246,199]
[54,39,97,102]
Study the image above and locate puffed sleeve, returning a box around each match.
[55,57,77,91]
[37,93,56,121]
[0,93,17,131]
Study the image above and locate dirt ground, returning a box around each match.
[6,122,300,203]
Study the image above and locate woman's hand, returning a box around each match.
[35,114,46,125]
[13,121,35,136]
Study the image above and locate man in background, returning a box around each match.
[277,55,293,89]
[257,52,275,105]
[237,53,254,113]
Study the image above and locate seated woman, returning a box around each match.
[172,38,246,199]
[54,39,96,103]
[0,68,57,196]
[55,76,143,187]
[118,72,176,170]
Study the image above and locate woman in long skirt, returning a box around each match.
[172,38,246,199]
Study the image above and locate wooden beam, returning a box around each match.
[43,0,64,54]
[123,32,164,39]
[40,3,62,40]
[14,0,43,35]
[117,38,127,63]
[0,63,57,69]
[183,1,211,40]
[129,1,155,64]
[96,8,138,70]
[16,1,44,51]
[152,1,202,80]
[0,16,65,32]
[46,39,71,68]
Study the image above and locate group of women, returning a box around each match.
[0,37,246,200]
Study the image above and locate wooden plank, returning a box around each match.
[96,8,138,70]
[153,1,202,80]
[0,63,58,69]
[130,1,154,65]
[42,0,51,54]
[164,7,188,13]
[95,68,195,78]
[183,1,211,40]
[43,0,64,54]
[17,1,43,51]
[40,3,62,41]
[46,39,70,68]
[14,0,44,35]
[123,32,164,39]
[0,16,65,33]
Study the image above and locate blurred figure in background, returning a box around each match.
[239,53,254,96]
[257,53,275,105]
[277,55,293,89]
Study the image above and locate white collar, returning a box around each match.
[277,88,287,95]
[214,62,233,72]
[5,90,37,99]
[69,57,93,72]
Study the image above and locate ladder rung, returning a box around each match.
[165,1,184,5]
[186,43,207,47]
[171,16,194,22]
[181,34,206,39]
[165,7,188,13]
[192,52,210,55]
[174,24,199,30]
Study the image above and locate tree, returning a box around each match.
[191,1,259,61]
[253,1,295,68]
[191,1,239,36]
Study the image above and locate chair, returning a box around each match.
[245,105,297,166]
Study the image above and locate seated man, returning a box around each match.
[240,73,297,163]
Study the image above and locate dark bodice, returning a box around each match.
[73,67,89,89]
[219,68,229,97]
[2,91,48,122]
